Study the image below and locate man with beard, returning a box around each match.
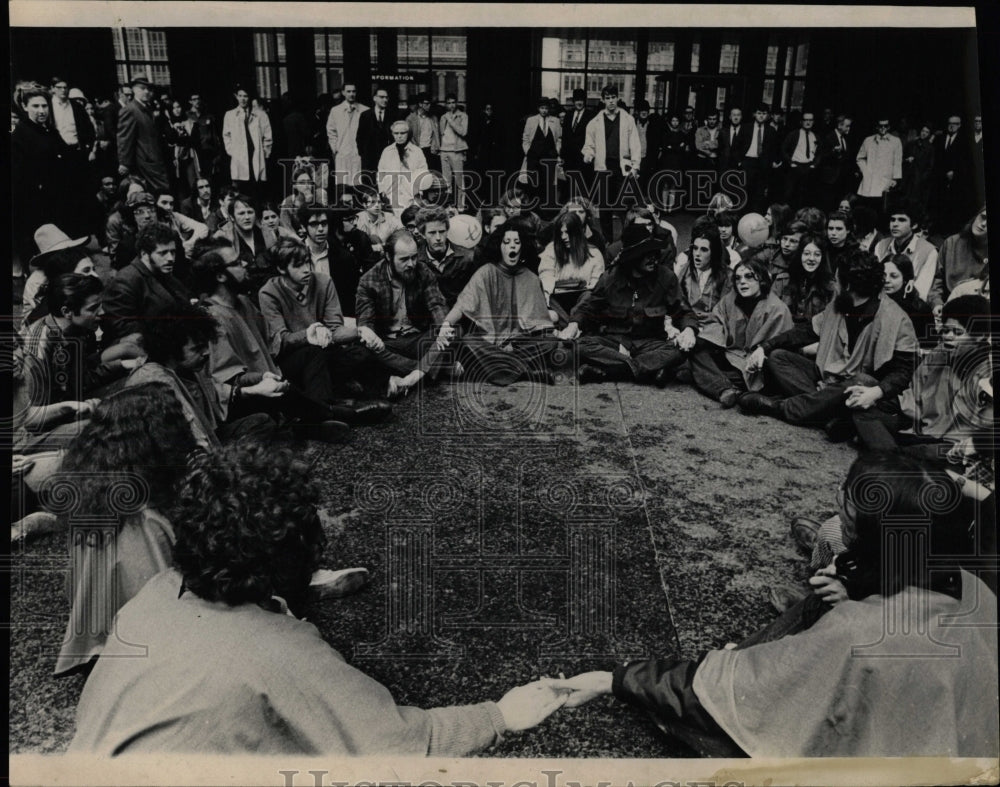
[739,248,917,444]
[561,224,697,386]
[125,302,278,449]
[355,229,451,396]
[415,206,481,307]
[190,239,361,442]
[102,221,193,343]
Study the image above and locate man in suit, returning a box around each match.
[561,88,595,193]
[780,110,819,208]
[582,84,642,240]
[815,114,854,211]
[931,114,974,235]
[521,96,562,204]
[356,85,396,185]
[739,104,779,214]
[717,106,749,176]
[116,76,171,191]
[632,98,662,202]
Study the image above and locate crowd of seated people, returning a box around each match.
[9,72,996,758]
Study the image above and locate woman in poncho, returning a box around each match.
[549,451,999,758]
[436,221,558,385]
[686,258,793,408]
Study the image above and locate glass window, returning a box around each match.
[254,32,288,100]
[398,34,429,66]
[762,79,775,106]
[765,45,780,76]
[789,80,805,109]
[784,46,794,77]
[719,43,740,74]
[647,41,675,72]
[795,43,809,76]
[370,33,378,61]
[690,42,700,73]
[588,38,636,71]
[113,28,171,87]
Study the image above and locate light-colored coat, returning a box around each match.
[582,110,641,174]
[377,142,429,212]
[855,133,902,198]
[222,106,273,182]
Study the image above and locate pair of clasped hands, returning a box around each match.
[744,347,884,409]
[493,672,618,731]
[309,321,390,356]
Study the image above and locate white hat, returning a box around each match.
[30,224,89,266]
[68,87,87,101]
[447,214,483,249]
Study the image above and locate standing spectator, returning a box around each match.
[901,123,935,217]
[356,85,396,182]
[166,100,199,199]
[582,85,642,241]
[474,102,503,173]
[561,88,595,187]
[717,106,749,175]
[222,85,272,200]
[438,94,469,211]
[971,114,985,209]
[855,117,902,217]
[814,114,854,211]
[931,114,973,235]
[739,104,779,215]
[326,82,367,188]
[49,77,97,236]
[658,113,689,183]
[378,120,428,213]
[632,99,662,201]
[694,110,721,167]
[520,97,561,204]
[12,82,70,265]
[780,110,818,208]
[280,91,311,159]
[189,93,221,185]
[98,85,131,172]
[116,76,171,192]
[406,92,440,173]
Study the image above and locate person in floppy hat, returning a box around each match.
[21,223,92,315]
[561,223,698,386]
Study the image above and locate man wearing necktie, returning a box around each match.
[931,114,972,234]
[781,111,818,207]
[739,104,777,214]
[326,83,368,188]
[357,86,396,187]
[561,88,595,190]
[815,114,854,210]
[521,96,562,208]
[222,85,272,202]
[717,106,749,175]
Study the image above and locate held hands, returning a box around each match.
[436,321,456,350]
[674,327,696,352]
[495,680,570,732]
[809,563,848,605]
[541,671,613,709]
[557,322,581,341]
[844,384,883,410]
[745,346,767,373]
[358,326,385,352]
[243,375,289,398]
[306,322,333,348]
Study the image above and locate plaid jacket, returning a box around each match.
[355,259,449,338]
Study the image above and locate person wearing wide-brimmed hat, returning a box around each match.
[20,223,93,317]
[561,224,697,386]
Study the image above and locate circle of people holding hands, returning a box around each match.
[9,73,996,760]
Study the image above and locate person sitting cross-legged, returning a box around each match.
[355,228,452,397]
[257,237,393,419]
[125,302,279,449]
[561,224,696,387]
[435,221,560,386]
[686,259,794,408]
[69,442,568,755]
[740,248,917,443]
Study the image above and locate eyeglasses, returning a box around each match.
[734,271,758,281]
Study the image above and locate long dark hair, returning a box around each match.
[485,220,540,270]
[789,233,836,292]
[839,452,967,600]
[686,224,729,301]
[57,383,200,521]
[551,212,590,269]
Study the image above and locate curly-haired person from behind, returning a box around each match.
[69,442,568,755]
[54,382,199,676]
